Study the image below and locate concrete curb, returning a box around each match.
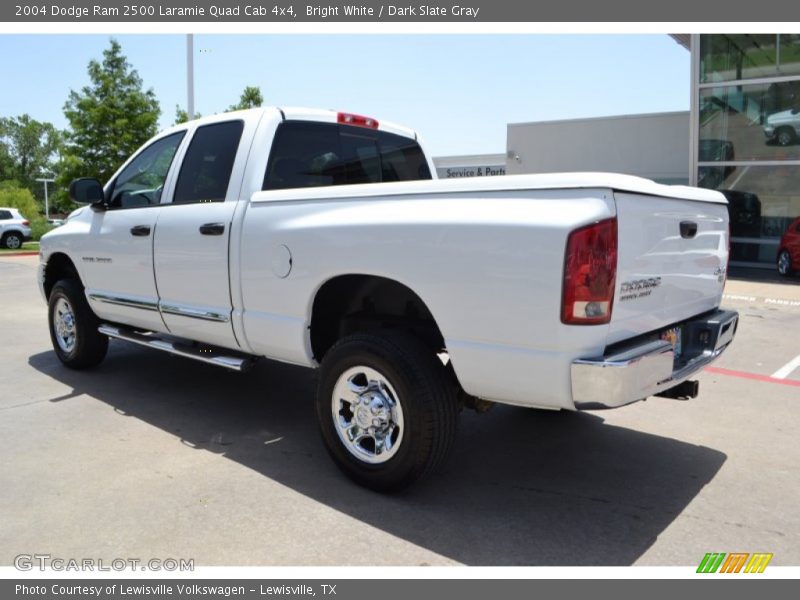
[0,251,39,257]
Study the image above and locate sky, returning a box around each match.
[0,34,689,157]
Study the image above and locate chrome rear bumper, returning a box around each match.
[571,309,738,410]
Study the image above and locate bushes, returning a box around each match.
[30,220,54,241]
[0,181,53,241]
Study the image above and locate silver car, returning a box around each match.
[0,207,33,249]
[763,108,800,146]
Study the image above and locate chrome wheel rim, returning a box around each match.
[778,251,791,275]
[778,131,792,146]
[6,235,21,249]
[331,366,405,464]
[53,297,77,354]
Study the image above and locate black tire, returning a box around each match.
[48,279,108,369]
[777,249,794,277]
[316,331,459,492]
[776,127,795,147]
[2,232,23,250]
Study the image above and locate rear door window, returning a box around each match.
[174,120,244,204]
[0,210,12,220]
[263,121,431,191]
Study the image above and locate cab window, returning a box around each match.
[173,121,244,204]
[263,121,431,191]
[108,132,185,209]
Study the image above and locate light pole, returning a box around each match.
[187,33,195,121]
[36,177,55,220]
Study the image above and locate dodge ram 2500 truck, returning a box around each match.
[39,107,739,490]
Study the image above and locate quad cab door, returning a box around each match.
[82,131,186,332]
[153,118,252,350]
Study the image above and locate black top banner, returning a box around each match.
[3,0,800,22]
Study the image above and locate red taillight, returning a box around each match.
[337,112,379,129]
[22,220,30,226]
[561,218,618,325]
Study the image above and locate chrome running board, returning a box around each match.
[98,324,255,372]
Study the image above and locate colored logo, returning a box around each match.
[697,552,773,573]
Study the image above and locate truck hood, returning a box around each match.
[66,206,87,221]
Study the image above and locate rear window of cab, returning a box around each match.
[263,121,431,191]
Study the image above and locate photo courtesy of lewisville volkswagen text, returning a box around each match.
[0,2,799,591]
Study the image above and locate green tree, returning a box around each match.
[0,143,14,183]
[175,85,263,125]
[174,106,189,125]
[57,38,160,204]
[174,105,201,125]
[228,86,264,111]
[0,115,61,196]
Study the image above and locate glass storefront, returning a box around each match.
[700,81,800,162]
[695,34,800,268]
[700,34,800,84]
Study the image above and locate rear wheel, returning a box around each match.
[2,232,23,249]
[316,331,458,492]
[777,249,794,277]
[48,279,108,369]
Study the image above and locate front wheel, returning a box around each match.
[2,232,23,249]
[48,279,108,369]
[777,249,794,277]
[316,331,459,492]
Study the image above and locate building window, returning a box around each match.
[700,82,800,162]
[695,34,800,268]
[700,34,800,84]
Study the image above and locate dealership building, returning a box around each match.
[686,34,800,267]
[435,34,800,269]
[505,111,690,185]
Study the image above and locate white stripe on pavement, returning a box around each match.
[771,354,800,379]
[722,294,800,308]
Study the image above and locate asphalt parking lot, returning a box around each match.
[1,255,798,567]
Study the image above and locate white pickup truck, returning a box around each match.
[39,107,738,490]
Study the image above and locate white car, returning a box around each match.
[38,107,738,490]
[0,207,32,249]
[763,108,800,146]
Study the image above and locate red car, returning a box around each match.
[777,217,800,277]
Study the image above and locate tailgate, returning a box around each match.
[608,191,729,345]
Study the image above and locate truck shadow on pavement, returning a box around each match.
[29,344,726,566]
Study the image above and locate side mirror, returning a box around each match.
[69,178,105,208]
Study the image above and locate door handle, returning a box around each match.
[199,223,225,236]
[130,225,151,237]
[679,221,698,239]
